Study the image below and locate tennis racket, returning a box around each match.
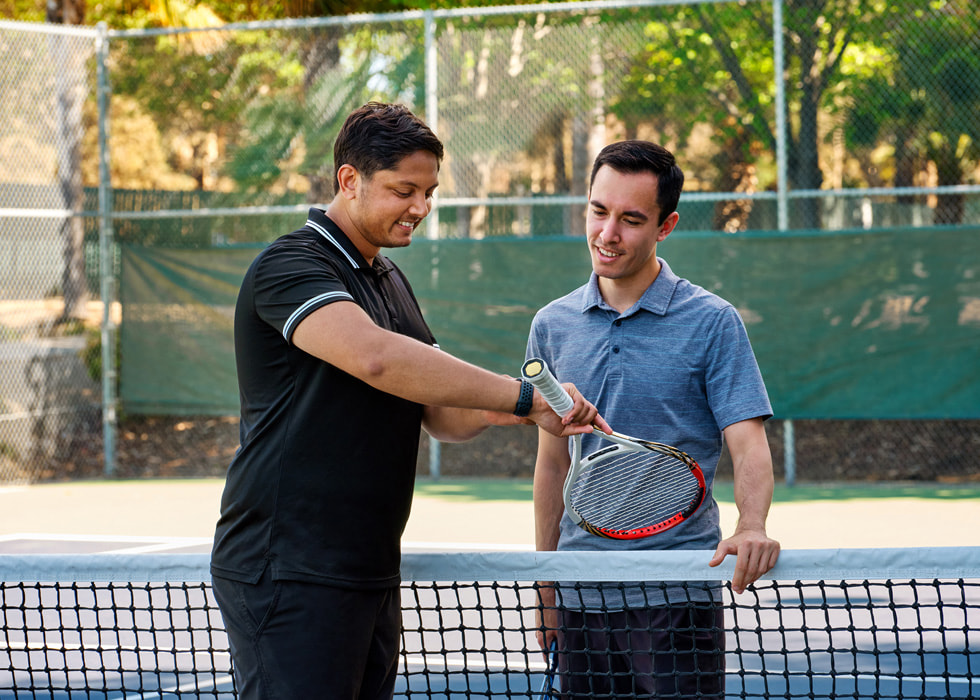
[522,357,706,540]
[537,639,559,698]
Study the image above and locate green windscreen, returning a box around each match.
[119,225,980,419]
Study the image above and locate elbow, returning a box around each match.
[359,356,387,381]
[423,408,490,444]
[343,341,392,383]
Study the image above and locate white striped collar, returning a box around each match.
[305,216,362,270]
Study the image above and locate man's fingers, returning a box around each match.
[708,542,734,568]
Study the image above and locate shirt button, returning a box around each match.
[614,320,622,327]
[612,347,620,354]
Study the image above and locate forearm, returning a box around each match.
[533,431,568,552]
[712,418,780,592]
[293,302,604,438]
[733,456,774,533]
[727,419,775,533]
[357,335,523,410]
[532,429,569,648]
[422,406,495,443]
[294,303,522,412]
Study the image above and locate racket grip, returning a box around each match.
[521,358,575,417]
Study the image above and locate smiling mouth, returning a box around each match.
[398,219,419,230]
[596,245,622,258]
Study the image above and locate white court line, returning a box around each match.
[0,533,209,543]
[106,675,236,700]
[731,669,975,689]
[401,654,550,673]
[2,534,526,553]
[0,532,213,553]
[402,540,534,552]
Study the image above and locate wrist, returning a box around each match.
[513,378,534,417]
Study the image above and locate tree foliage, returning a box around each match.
[8,0,977,229]
[845,2,979,223]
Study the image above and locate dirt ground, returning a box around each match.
[38,412,980,484]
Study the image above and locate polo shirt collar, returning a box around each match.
[304,207,393,273]
[581,257,680,316]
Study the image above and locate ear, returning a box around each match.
[336,163,360,200]
[657,212,679,242]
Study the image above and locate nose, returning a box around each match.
[598,221,620,245]
[409,192,431,218]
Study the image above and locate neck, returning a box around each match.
[597,258,661,314]
[325,200,377,266]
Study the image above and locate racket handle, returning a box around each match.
[521,358,575,417]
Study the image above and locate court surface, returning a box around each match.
[1,477,978,551]
[1,479,978,699]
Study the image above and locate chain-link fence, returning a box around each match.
[1,0,978,484]
[0,22,103,482]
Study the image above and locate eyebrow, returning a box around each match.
[392,178,439,191]
[590,199,649,222]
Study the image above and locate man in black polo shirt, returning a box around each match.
[210,103,604,699]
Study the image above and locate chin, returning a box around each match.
[388,235,413,248]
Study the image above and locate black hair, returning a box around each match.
[333,102,444,193]
[589,140,685,225]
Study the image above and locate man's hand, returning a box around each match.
[708,527,780,594]
[535,583,559,655]
[529,382,610,438]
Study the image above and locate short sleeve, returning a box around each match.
[251,242,354,343]
[704,305,772,430]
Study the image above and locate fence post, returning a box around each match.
[96,21,117,477]
[424,9,441,480]
[773,0,788,232]
[424,8,439,244]
[783,418,795,486]
[772,0,795,484]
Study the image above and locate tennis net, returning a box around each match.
[1,548,978,698]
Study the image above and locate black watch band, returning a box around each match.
[513,378,534,417]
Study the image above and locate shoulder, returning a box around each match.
[535,282,589,320]
[263,228,326,258]
[667,277,746,333]
[672,277,732,313]
[252,229,342,275]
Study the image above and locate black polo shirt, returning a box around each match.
[211,208,437,589]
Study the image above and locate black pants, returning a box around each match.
[556,603,725,699]
[212,570,400,700]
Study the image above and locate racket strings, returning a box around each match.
[569,450,701,531]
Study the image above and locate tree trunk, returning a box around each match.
[932,149,965,225]
[48,0,89,322]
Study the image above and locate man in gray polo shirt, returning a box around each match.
[528,140,780,698]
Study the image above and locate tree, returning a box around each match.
[47,0,89,321]
[612,3,776,231]
[847,2,979,225]
[780,0,941,227]
[610,0,934,230]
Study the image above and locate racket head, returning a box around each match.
[562,438,706,540]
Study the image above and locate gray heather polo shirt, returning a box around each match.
[526,257,772,608]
